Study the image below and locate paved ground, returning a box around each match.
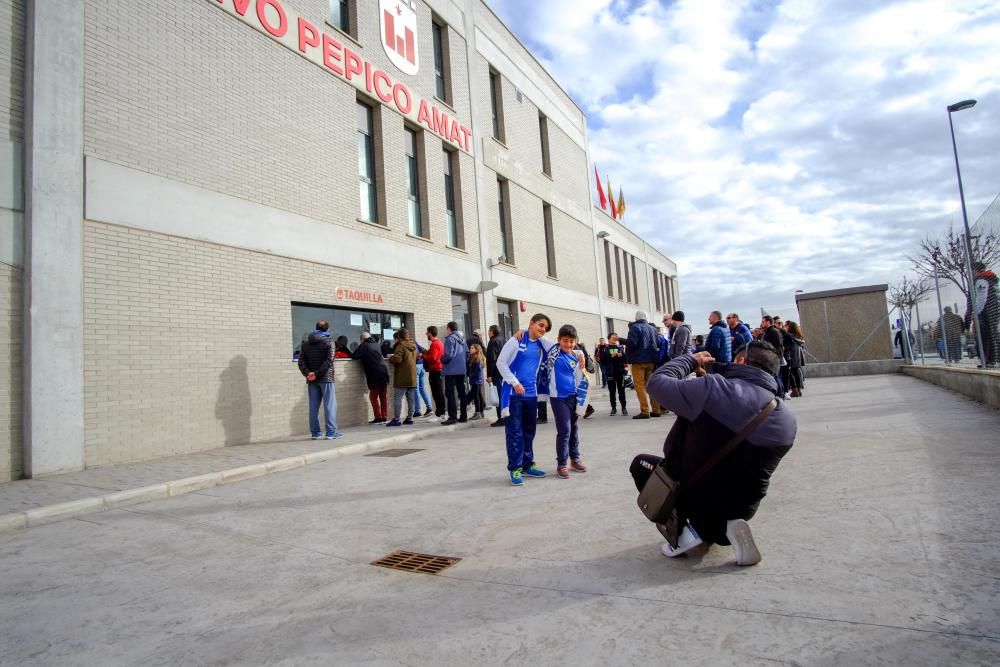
[1,375,999,665]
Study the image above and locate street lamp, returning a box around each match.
[946,98,986,367]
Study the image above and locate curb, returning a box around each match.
[0,420,485,537]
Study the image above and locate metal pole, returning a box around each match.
[823,300,833,362]
[914,303,925,365]
[900,309,914,363]
[933,257,950,363]
[949,109,987,366]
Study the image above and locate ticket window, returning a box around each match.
[291,303,408,358]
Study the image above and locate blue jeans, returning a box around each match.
[505,394,538,471]
[308,382,338,437]
[415,365,431,412]
[550,396,580,466]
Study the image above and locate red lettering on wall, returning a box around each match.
[460,126,473,152]
[232,0,252,16]
[364,61,373,94]
[393,83,412,115]
[417,100,431,127]
[321,35,343,76]
[344,48,363,81]
[373,70,392,103]
[256,0,287,38]
[297,17,318,53]
[432,107,449,137]
[448,119,462,145]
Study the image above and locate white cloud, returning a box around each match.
[488,0,1000,333]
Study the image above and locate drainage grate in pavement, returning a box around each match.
[371,550,462,575]
[365,448,425,458]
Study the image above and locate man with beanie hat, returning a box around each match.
[624,310,662,419]
[668,311,692,360]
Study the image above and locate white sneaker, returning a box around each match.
[661,524,703,558]
[726,519,761,566]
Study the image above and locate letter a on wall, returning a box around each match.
[380,0,419,76]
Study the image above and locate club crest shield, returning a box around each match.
[380,0,419,76]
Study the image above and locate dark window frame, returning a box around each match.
[489,68,505,143]
[604,240,613,297]
[497,178,514,263]
[542,203,556,278]
[539,113,551,176]
[444,148,463,248]
[357,101,379,224]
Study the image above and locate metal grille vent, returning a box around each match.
[365,448,424,458]
[371,550,461,575]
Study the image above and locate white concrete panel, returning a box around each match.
[24,0,85,476]
[491,266,600,315]
[474,26,586,149]
[84,158,485,291]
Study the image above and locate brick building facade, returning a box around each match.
[1,0,679,479]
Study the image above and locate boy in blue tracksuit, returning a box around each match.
[496,313,555,486]
[547,325,589,479]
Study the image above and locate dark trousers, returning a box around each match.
[464,382,485,413]
[774,370,785,396]
[608,371,627,409]
[629,453,730,545]
[600,363,611,388]
[537,400,548,421]
[550,396,580,466]
[429,371,445,416]
[445,374,468,420]
[505,394,538,471]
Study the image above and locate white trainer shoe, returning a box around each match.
[726,519,761,566]
[661,524,703,558]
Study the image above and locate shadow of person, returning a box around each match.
[289,390,309,438]
[215,355,252,446]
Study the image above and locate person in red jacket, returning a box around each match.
[423,326,446,419]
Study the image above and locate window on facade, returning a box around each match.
[631,256,639,305]
[489,69,505,142]
[606,317,615,337]
[623,251,632,303]
[653,269,662,312]
[291,302,405,358]
[604,240,613,297]
[539,113,551,176]
[664,275,674,313]
[542,204,556,278]
[357,102,378,224]
[329,0,352,36]
[614,246,623,300]
[432,21,451,103]
[404,127,423,237]
[497,178,513,262]
[444,149,462,248]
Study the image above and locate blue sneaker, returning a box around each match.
[523,464,546,478]
[509,469,524,486]
[385,419,402,427]
[325,432,344,440]
[311,434,321,440]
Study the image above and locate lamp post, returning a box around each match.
[932,251,950,363]
[947,99,985,367]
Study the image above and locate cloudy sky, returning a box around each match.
[488,0,1000,331]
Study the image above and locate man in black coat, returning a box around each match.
[760,316,785,396]
[352,331,390,424]
[485,325,506,426]
[297,321,341,439]
[630,341,797,566]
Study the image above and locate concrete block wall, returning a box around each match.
[82,220,453,467]
[83,0,480,264]
[0,264,22,481]
[0,0,24,142]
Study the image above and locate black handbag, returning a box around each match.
[637,399,777,546]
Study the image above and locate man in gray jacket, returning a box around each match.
[668,310,692,360]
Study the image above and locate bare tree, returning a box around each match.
[888,276,932,323]
[909,225,1000,303]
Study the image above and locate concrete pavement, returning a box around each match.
[1,374,999,665]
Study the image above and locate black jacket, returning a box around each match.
[298,332,334,383]
[762,326,783,358]
[485,335,504,379]
[646,355,797,543]
[351,338,389,389]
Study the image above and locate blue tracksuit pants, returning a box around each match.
[505,394,538,471]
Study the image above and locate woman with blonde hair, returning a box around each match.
[784,321,806,397]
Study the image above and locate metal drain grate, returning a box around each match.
[365,448,425,458]
[371,550,462,575]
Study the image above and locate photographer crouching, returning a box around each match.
[630,342,796,565]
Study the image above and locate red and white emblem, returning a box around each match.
[380,0,419,76]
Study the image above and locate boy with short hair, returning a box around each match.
[547,325,589,479]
